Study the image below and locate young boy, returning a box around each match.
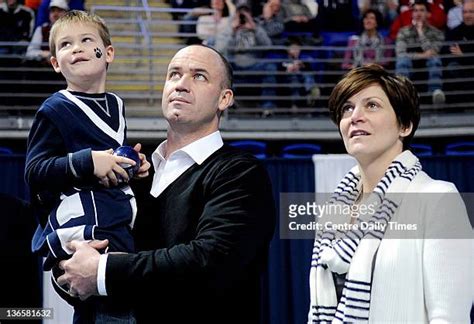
[281,37,320,108]
[25,10,149,322]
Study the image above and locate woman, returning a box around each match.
[342,9,392,70]
[196,0,235,46]
[308,64,472,323]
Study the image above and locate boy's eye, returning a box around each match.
[83,37,92,43]
[60,41,71,49]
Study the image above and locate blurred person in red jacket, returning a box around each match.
[389,0,446,40]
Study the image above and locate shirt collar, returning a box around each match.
[151,131,223,167]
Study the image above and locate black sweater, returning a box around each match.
[106,145,276,323]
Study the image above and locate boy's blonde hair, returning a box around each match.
[49,10,112,57]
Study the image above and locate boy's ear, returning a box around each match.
[50,56,61,73]
[105,45,114,64]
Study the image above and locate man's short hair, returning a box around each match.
[194,44,233,91]
[412,0,430,11]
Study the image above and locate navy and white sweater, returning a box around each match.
[25,90,136,270]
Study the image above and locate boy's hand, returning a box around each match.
[133,143,151,179]
[92,149,136,187]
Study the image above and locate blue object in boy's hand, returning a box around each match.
[113,146,141,182]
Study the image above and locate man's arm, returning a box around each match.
[107,157,275,296]
[419,26,444,54]
[59,156,276,299]
[395,31,409,58]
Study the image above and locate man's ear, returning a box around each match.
[50,56,61,73]
[218,88,234,113]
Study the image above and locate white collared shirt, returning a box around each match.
[97,131,224,296]
[150,131,224,197]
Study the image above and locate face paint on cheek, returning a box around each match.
[94,48,103,58]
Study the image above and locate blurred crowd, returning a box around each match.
[1,0,473,112]
[173,0,474,113]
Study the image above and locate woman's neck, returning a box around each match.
[359,163,387,194]
[365,29,377,37]
[357,150,404,194]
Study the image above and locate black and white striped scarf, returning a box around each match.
[308,151,421,323]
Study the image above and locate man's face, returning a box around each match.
[288,44,300,59]
[49,7,67,24]
[463,1,474,26]
[7,0,17,9]
[161,46,233,132]
[211,0,224,11]
[412,4,429,24]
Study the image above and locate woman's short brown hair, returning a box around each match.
[328,64,420,150]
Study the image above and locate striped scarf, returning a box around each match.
[308,151,421,323]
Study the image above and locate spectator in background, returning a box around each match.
[280,37,320,108]
[178,0,212,44]
[396,0,445,104]
[389,0,446,40]
[258,0,285,45]
[25,0,68,64]
[0,0,35,55]
[196,0,235,46]
[358,0,398,28]
[444,0,474,96]
[280,0,315,35]
[342,9,393,69]
[447,0,464,29]
[35,0,84,27]
[215,0,277,114]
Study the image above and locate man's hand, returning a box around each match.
[450,43,463,56]
[57,240,108,301]
[292,15,309,23]
[262,2,273,20]
[415,21,424,36]
[241,11,256,30]
[415,49,436,59]
[133,143,151,179]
